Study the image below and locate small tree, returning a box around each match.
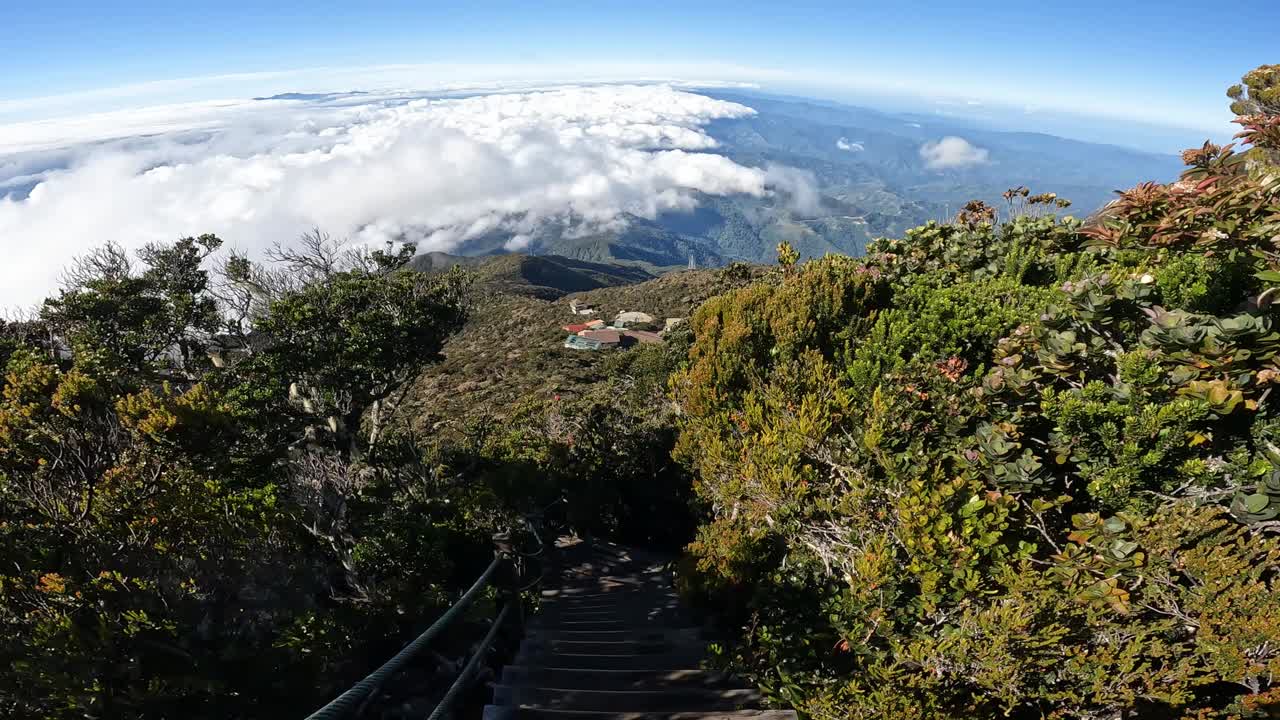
[776,240,800,271]
[245,242,468,457]
[0,231,478,718]
[1228,64,1280,167]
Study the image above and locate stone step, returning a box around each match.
[483,709,797,720]
[530,615,692,629]
[490,686,764,712]
[537,594,686,604]
[553,574,671,583]
[559,549,636,559]
[557,557,651,569]
[492,541,790,720]
[540,595,679,605]
[539,597,678,609]
[550,596,676,605]
[518,638,705,656]
[501,667,739,691]
[545,610,623,619]
[558,565,657,576]
[554,576,649,587]
[555,573,670,586]
[530,619,694,630]
[528,611,695,626]
[512,652,707,671]
[540,599,669,610]
[541,588,661,599]
[532,620,631,631]
[525,629,701,643]
[535,605,686,615]
[555,572,658,581]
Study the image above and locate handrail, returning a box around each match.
[304,556,504,720]
[302,500,564,720]
[425,602,515,720]
[513,497,566,559]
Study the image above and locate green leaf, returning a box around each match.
[1243,492,1272,514]
[1110,539,1139,558]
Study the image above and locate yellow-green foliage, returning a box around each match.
[674,113,1280,717]
[0,236,491,719]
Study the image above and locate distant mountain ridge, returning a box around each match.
[422,91,1181,275]
[409,252,655,299]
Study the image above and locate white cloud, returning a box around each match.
[0,84,811,308]
[835,137,863,152]
[504,233,532,251]
[764,164,820,216]
[0,62,782,126]
[919,136,989,170]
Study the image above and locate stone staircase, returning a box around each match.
[483,539,795,720]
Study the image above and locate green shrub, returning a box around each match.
[673,83,1280,717]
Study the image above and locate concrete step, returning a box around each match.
[501,667,739,691]
[490,686,764,712]
[512,652,707,671]
[483,709,797,720]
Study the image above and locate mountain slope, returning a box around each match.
[394,260,748,434]
[410,252,655,299]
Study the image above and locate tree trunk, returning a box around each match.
[368,398,382,448]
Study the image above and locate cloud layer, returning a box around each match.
[0,85,800,308]
[919,136,989,169]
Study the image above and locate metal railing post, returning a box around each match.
[492,531,524,631]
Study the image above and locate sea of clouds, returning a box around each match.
[0,84,813,309]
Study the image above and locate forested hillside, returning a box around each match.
[395,256,748,430]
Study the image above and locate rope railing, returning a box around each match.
[302,499,564,720]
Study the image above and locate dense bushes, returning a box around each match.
[463,335,701,551]
[672,81,1280,717]
[0,235,507,718]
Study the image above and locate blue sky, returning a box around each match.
[1,1,1275,142]
[1,1,1274,306]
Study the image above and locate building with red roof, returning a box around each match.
[579,329,622,345]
